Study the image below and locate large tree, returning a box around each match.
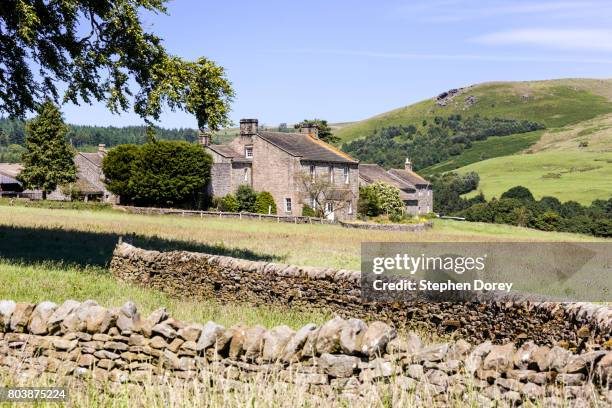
[295,119,338,144]
[103,140,212,207]
[17,100,77,199]
[0,1,234,129]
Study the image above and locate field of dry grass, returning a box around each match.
[0,205,602,271]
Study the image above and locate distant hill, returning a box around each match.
[336,78,612,204]
[335,78,612,144]
[457,113,612,204]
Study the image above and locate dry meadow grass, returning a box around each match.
[0,205,601,271]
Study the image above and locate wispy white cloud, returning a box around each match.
[474,29,612,52]
[398,0,611,23]
[266,48,612,64]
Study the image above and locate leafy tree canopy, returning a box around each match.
[101,144,140,198]
[103,140,212,207]
[0,1,234,129]
[295,119,338,144]
[500,186,535,202]
[235,185,257,213]
[343,115,544,170]
[358,182,404,218]
[17,100,77,198]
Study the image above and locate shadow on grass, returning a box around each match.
[0,225,281,268]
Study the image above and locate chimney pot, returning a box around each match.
[198,129,211,147]
[240,119,258,137]
[405,158,413,172]
[300,123,319,139]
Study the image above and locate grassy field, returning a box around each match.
[0,205,603,269]
[420,130,544,176]
[335,78,612,144]
[458,150,612,204]
[0,260,330,329]
[0,204,606,328]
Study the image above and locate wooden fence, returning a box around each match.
[115,205,334,224]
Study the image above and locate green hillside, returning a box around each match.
[420,130,544,176]
[336,79,612,144]
[455,112,612,204]
[459,151,612,204]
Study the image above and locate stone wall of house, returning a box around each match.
[252,136,300,215]
[110,243,612,349]
[209,162,232,197]
[1,299,610,405]
[230,162,252,192]
[300,161,360,220]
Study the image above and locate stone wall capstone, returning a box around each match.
[0,299,610,406]
[110,243,612,349]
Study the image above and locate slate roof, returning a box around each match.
[0,161,103,194]
[257,131,357,164]
[359,164,412,188]
[388,168,430,186]
[359,164,417,200]
[0,163,23,179]
[72,177,103,194]
[207,144,241,158]
[78,152,104,167]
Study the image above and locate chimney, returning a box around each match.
[300,123,319,139]
[405,158,413,172]
[98,144,106,154]
[198,129,211,147]
[240,119,258,137]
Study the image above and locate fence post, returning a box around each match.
[268,205,271,215]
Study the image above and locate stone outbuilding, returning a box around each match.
[359,159,432,215]
[0,144,117,203]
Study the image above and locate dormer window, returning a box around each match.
[245,146,253,158]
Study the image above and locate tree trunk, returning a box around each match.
[42,190,47,200]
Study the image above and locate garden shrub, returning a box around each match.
[255,191,277,214]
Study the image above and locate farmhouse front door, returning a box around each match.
[325,202,335,221]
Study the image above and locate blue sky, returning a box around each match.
[62,0,612,128]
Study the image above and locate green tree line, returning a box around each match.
[0,118,198,149]
[343,115,544,170]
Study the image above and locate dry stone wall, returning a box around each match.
[0,299,611,406]
[110,243,612,349]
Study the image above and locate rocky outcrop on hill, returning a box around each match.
[0,299,610,406]
[110,243,612,348]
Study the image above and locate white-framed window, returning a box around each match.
[245,145,253,158]
[284,198,292,213]
[310,164,316,181]
[310,196,317,208]
[348,201,353,214]
[328,165,334,183]
[343,167,349,184]
[243,168,248,182]
[325,201,334,213]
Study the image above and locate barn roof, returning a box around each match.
[388,168,430,186]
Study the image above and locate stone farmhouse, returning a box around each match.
[359,160,433,215]
[0,144,117,203]
[204,119,360,220]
